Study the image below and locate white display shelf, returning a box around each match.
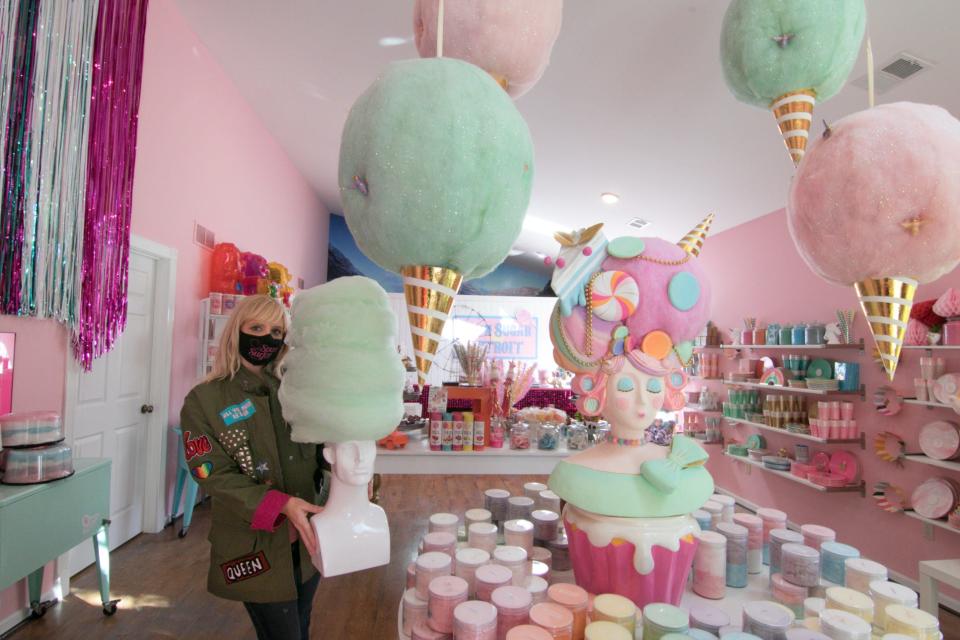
[904,454,960,472]
[683,404,721,413]
[725,417,864,447]
[723,380,863,397]
[723,452,865,495]
[693,345,725,350]
[689,376,723,381]
[903,398,953,409]
[905,510,960,535]
[375,438,569,475]
[903,345,960,351]
[721,341,863,351]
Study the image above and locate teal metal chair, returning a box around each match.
[170,426,200,538]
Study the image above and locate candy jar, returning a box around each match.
[566,423,589,450]
[538,424,559,450]
[766,324,781,345]
[792,323,807,345]
[489,416,506,449]
[510,422,531,450]
[779,325,793,345]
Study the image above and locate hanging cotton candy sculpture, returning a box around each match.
[720,0,865,165]
[788,102,960,380]
[413,0,563,98]
[339,57,534,383]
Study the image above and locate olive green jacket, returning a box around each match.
[180,366,325,602]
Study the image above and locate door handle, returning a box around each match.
[141,404,154,414]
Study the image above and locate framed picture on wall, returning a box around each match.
[0,332,13,415]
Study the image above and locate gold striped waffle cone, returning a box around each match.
[401,265,463,384]
[771,89,816,166]
[854,276,918,381]
[677,212,715,257]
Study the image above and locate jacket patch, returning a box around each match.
[221,551,271,584]
[191,462,213,479]
[220,399,256,426]
[183,430,213,461]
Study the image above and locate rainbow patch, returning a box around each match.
[191,462,213,479]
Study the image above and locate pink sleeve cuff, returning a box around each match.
[251,490,290,532]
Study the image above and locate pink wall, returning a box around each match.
[2,0,329,624]
[699,207,960,593]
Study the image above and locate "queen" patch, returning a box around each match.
[220,551,270,584]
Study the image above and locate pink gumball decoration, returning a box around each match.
[413,0,563,99]
[788,103,960,286]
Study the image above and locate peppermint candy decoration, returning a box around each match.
[591,270,639,322]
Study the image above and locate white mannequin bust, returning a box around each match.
[309,440,390,577]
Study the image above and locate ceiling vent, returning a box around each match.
[628,217,650,230]
[851,52,933,94]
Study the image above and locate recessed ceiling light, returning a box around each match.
[378,36,411,47]
[601,192,621,205]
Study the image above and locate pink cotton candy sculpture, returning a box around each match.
[787,102,960,380]
[933,288,960,318]
[413,0,563,98]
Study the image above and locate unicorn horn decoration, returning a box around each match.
[677,213,715,257]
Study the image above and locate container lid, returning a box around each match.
[702,500,723,514]
[879,635,916,640]
[770,529,804,544]
[411,619,449,639]
[469,522,498,536]
[819,609,871,637]
[485,488,510,499]
[509,496,536,507]
[475,563,513,585]
[403,587,427,608]
[756,507,788,522]
[692,509,711,520]
[820,541,859,558]
[686,629,720,640]
[531,560,549,579]
[428,575,468,599]
[593,593,637,620]
[494,545,528,564]
[584,620,632,640]
[642,603,689,630]
[696,530,727,547]
[733,513,763,529]
[884,604,939,630]
[720,634,762,640]
[825,586,873,612]
[0,411,61,425]
[491,585,533,611]
[465,508,492,521]
[711,494,735,507]
[781,543,819,559]
[429,512,458,527]
[844,557,887,577]
[505,519,535,534]
[454,600,497,628]
[800,524,835,540]
[530,546,552,563]
[547,582,589,608]
[742,601,794,628]
[416,551,452,571]
[524,481,548,493]
[784,629,830,640]
[505,624,553,640]
[715,522,748,538]
[524,575,548,597]
[455,548,490,567]
[868,580,917,605]
[529,602,574,629]
[687,602,730,628]
[530,509,559,523]
[539,489,559,501]
[423,531,456,548]
[803,597,825,617]
[772,573,809,596]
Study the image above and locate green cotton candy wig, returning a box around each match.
[720,0,866,108]
[278,277,405,444]
[338,57,534,280]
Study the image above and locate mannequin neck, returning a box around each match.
[323,474,371,514]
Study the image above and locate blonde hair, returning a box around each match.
[207,295,289,381]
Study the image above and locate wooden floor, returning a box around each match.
[7,474,960,639]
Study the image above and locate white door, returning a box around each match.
[68,250,158,575]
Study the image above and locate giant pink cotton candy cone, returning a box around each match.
[414,0,563,99]
[787,102,960,286]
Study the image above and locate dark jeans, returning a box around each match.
[243,544,320,640]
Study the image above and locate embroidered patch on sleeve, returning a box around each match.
[219,399,256,426]
[221,551,271,584]
[183,430,213,461]
[217,428,255,477]
[191,462,213,479]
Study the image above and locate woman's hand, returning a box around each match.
[281,497,324,557]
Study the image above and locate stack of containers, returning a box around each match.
[591,594,636,635]
[800,524,836,551]
[732,513,764,574]
[492,585,533,640]
[641,603,689,640]
[819,542,860,585]
[869,580,919,632]
[454,600,498,640]
[716,522,748,588]
[756,508,787,565]
[769,529,804,582]
[741,601,794,639]
[702,500,724,529]
[883,605,940,639]
[692,531,726,599]
[528,603,574,639]
[547,583,589,640]
[818,609,872,640]
[825,586,875,626]
[844,558,888,594]
[688,603,730,637]
[711,494,736,522]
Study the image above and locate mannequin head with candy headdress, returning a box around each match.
[548,222,713,435]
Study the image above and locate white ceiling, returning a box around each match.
[176,0,960,270]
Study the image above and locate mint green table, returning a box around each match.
[0,458,116,617]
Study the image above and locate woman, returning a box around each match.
[180,294,325,640]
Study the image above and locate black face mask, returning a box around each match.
[238,331,284,366]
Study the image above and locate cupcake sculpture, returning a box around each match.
[546,216,715,607]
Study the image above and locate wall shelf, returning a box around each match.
[903,398,953,409]
[904,454,960,472]
[684,404,721,413]
[725,417,865,448]
[690,376,723,381]
[720,341,863,352]
[902,345,960,351]
[723,380,863,398]
[694,346,725,351]
[904,510,960,535]
[722,452,865,495]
